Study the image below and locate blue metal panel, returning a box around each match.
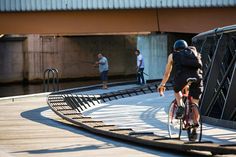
[103,0,109,9]
[0,0,236,12]
[30,0,35,11]
[179,0,184,8]
[161,0,167,8]
[82,0,88,10]
[183,0,189,8]
[65,0,71,9]
[15,0,21,11]
[196,0,200,7]
[113,0,119,9]
[103,0,106,9]
[146,0,151,8]
[10,0,15,11]
[5,0,10,11]
[35,0,41,11]
[124,0,130,9]
[206,0,211,7]
[188,0,195,7]
[108,0,114,9]
[87,0,92,9]
[71,0,76,10]
[20,0,25,11]
[223,0,229,6]
[133,0,140,8]
[172,0,178,8]
[217,0,223,6]
[0,0,4,11]
[77,0,83,9]
[129,0,135,8]
[91,0,98,10]
[202,0,207,7]
[150,0,156,8]
[96,0,102,9]
[51,0,57,10]
[229,0,236,6]
[140,0,145,8]
[160,0,167,8]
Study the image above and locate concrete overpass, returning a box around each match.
[0,0,235,83]
[0,0,236,34]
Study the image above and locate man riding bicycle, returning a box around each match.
[157,40,203,140]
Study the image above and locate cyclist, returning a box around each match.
[157,40,203,140]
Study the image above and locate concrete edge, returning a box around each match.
[202,116,236,130]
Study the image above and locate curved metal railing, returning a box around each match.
[192,24,236,122]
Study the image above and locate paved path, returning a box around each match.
[0,92,196,157]
[1,84,235,157]
[83,91,236,144]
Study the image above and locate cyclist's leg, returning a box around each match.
[191,102,200,126]
[173,77,187,118]
[189,78,203,126]
[174,91,183,107]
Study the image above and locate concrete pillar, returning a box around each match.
[0,38,24,83]
[137,34,168,81]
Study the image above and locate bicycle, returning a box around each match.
[165,78,202,142]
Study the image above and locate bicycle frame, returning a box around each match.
[168,87,202,142]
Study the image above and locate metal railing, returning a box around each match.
[192,24,236,121]
[43,68,59,92]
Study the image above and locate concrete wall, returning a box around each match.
[137,34,168,81]
[0,39,24,83]
[0,35,136,83]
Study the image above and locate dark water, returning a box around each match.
[0,78,135,98]
[0,80,97,98]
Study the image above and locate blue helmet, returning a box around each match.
[173,40,188,51]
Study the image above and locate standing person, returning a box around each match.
[157,40,203,140]
[135,49,145,85]
[95,53,109,89]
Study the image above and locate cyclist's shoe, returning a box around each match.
[175,106,185,119]
[190,129,198,141]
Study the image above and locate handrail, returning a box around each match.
[192,24,236,41]
[43,68,59,92]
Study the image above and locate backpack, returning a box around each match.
[179,48,202,69]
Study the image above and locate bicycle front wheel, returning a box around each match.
[168,100,182,139]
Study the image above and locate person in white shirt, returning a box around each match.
[135,49,145,84]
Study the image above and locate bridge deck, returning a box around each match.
[1,84,236,156]
[0,91,196,157]
[83,91,236,144]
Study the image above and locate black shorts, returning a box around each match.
[100,70,108,81]
[173,72,203,99]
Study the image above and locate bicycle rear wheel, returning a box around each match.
[168,100,182,139]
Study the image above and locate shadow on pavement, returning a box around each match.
[18,106,194,156]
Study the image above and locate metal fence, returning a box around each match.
[192,25,236,121]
